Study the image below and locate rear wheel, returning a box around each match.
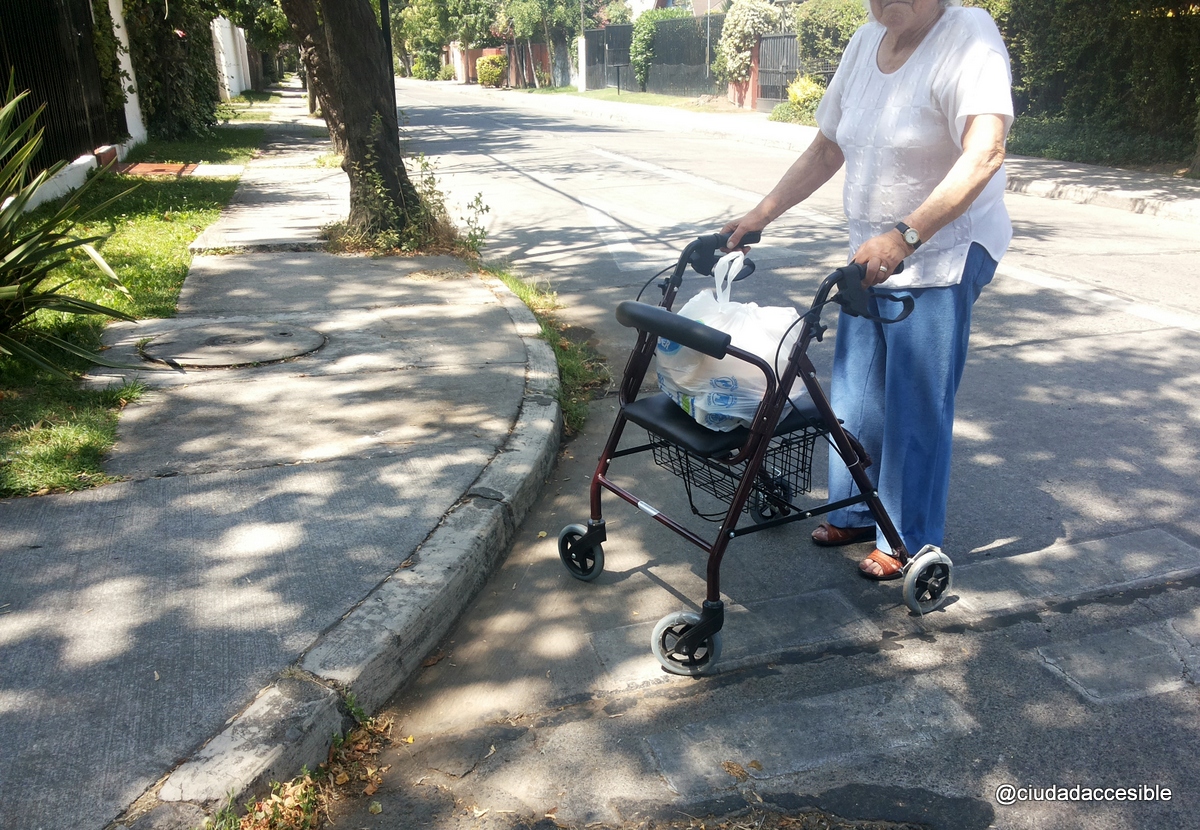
[749,476,791,524]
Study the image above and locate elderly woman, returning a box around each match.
[722,0,1013,579]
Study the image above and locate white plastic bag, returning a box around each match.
[656,251,803,431]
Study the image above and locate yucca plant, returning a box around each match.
[1,74,137,378]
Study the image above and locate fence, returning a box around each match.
[584,25,632,91]
[0,0,123,175]
[756,33,838,112]
[645,15,725,97]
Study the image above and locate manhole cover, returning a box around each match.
[141,322,325,368]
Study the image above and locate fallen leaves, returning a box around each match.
[721,760,749,782]
[237,775,319,830]
[320,716,395,813]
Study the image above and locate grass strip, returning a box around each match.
[123,123,265,165]
[27,174,239,318]
[0,376,144,497]
[486,266,610,435]
[2,150,242,495]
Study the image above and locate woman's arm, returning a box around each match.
[855,113,1008,286]
[722,131,846,249]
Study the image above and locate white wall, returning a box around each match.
[108,0,146,151]
[211,17,251,100]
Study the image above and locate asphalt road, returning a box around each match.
[327,82,1200,830]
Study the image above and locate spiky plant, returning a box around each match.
[0,74,136,377]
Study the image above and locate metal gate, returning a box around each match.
[0,0,123,175]
[757,33,800,111]
[757,33,840,112]
[584,25,632,91]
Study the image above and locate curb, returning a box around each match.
[115,277,561,828]
[1004,171,1200,224]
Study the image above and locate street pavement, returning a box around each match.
[1,77,1199,830]
[327,80,1200,830]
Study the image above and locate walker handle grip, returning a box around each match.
[833,261,914,324]
[688,231,762,277]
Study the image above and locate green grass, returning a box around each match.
[25,174,238,319]
[123,124,265,165]
[3,137,244,496]
[487,266,609,435]
[215,91,283,124]
[0,369,144,497]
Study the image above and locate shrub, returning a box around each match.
[1007,114,1194,168]
[785,74,825,124]
[768,101,802,124]
[437,63,457,81]
[1007,0,1200,145]
[631,7,693,91]
[411,52,441,81]
[477,54,508,88]
[714,0,781,84]
[793,0,865,68]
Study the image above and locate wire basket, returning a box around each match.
[648,425,822,518]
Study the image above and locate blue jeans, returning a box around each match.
[826,242,997,553]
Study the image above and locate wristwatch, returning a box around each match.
[895,222,922,251]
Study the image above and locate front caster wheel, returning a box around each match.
[651,611,723,676]
[903,545,953,614]
[558,523,604,581]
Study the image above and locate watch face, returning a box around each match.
[904,229,920,245]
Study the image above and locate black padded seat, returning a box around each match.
[622,393,825,459]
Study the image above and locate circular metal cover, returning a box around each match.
[140,322,326,368]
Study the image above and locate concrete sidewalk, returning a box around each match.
[0,84,559,830]
[2,76,1197,830]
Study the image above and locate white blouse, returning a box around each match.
[816,7,1015,288]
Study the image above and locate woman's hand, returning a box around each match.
[852,228,911,287]
[721,209,771,251]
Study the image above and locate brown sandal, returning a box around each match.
[811,522,876,547]
[858,549,903,581]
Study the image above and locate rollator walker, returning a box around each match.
[557,232,954,676]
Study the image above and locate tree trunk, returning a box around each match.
[278,0,420,236]
[512,42,525,88]
[542,19,555,87]
[527,39,540,88]
[278,0,346,154]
